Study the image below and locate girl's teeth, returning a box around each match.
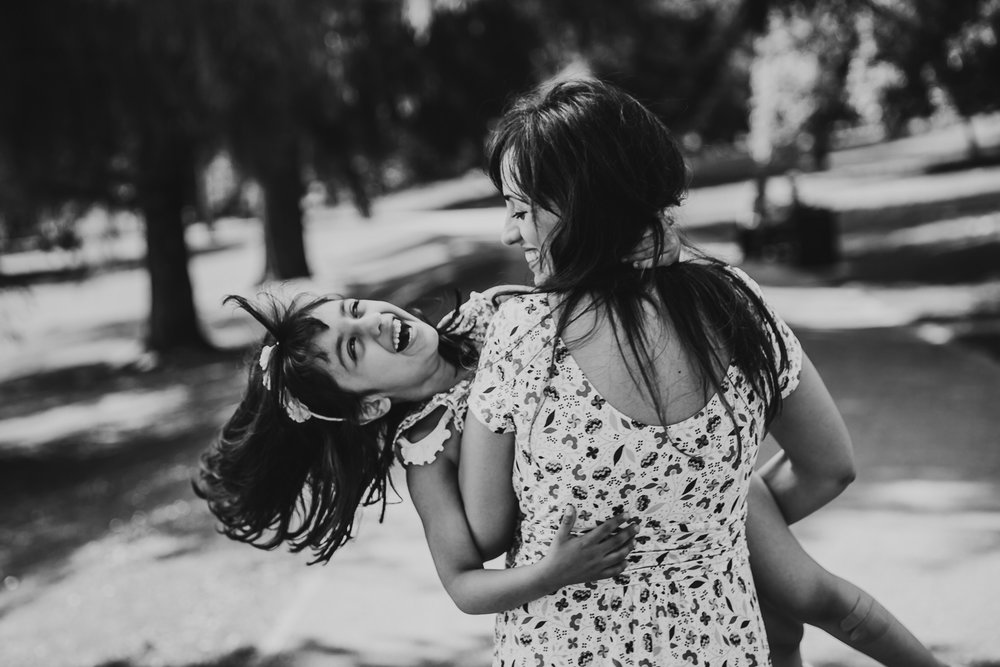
[392,319,400,350]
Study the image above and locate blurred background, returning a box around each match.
[1,1,999,666]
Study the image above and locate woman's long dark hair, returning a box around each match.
[487,78,789,462]
[194,292,479,564]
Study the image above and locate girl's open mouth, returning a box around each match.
[392,318,412,352]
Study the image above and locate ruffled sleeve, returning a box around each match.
[397,411,454,466]
[394,378,473,466]
[728,266,803,399]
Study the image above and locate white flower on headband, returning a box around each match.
[282,389,312,423]
[258,341,347,423]
[259,344,275,390]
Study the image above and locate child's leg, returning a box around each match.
[747,474,947,667]
[758,594,806,667]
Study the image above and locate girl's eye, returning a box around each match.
[512,211,527,220]
[350,299,361,317]
[347,337,358,361]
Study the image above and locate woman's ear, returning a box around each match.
[358,395,391,425]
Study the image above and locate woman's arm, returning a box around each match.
[759,351,856,524]
[407,431,635,615]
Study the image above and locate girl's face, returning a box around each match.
[313,298,441,402]
[499,154,559,285]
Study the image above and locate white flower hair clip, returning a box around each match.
[259,344,276,390]
[258,342,346,423]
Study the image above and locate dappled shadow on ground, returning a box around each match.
[923,149,1000,175]
[254,637,493,667]
[0,348,248,583]
[839,234,1000,285]
[95,647,258,667]
[0,239,247,289]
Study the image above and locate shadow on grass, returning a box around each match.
[0,239,247,289]
[255,637,493,667]
[0,347,249,580]
[839,237,1000,284]
[923,149,1000,175]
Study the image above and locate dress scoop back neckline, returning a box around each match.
[554,336,738,430]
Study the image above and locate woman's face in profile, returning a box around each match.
[498,154,559,284]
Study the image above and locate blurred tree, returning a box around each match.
[209,0,319,281]
[519,1,758,144]
[865,0,1000,154]
[213,0,423,281]
[934,0,1000,157]
[400,0,541,180]
[747,5,858,223]
[0,0,214,352]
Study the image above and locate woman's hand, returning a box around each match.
[538,506,638,589]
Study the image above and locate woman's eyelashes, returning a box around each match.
[512,210,527,220]
[350,299,361,317]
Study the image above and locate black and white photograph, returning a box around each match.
[1,1,998,666]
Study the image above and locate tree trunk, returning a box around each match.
[962,114,982,162]
[685,0,771,135]
[260,136,310,281]
[139,136,209,353]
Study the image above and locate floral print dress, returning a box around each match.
[467,269,802,667]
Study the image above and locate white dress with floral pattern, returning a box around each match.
[394,291,498,465]
[468,269,802,667]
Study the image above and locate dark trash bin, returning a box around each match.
[789,203,839,267]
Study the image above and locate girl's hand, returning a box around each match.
[625,220,682,270]
[480,284,531,302]
[538,506,638,589]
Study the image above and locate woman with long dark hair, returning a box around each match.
[459,78,944,666]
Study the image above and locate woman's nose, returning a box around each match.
[500,216,521,247]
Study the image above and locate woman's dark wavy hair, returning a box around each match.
[487,78,789,464]
[193,292,479,565]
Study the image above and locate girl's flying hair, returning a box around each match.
[194,292,478,564]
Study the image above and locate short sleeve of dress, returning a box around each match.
[467,295,542,434]
[728,266,803,399]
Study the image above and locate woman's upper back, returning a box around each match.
[558,290,728,427]
[469,265,802,441]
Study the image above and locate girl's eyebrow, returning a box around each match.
[503,193,528,204]
[333,300,347,369]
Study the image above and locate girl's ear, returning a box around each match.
[358,395,391,425]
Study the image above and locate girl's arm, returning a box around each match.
[759,352,856,524]
[407,429,635,615]
[455,415,519,558]
[747,474,946,667]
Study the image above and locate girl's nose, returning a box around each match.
[352,312,383,336]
